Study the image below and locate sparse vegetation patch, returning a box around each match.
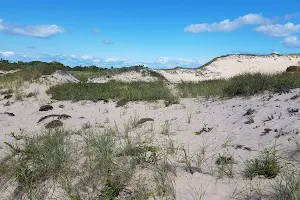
[243,148,281,179]
[47,81,178,103]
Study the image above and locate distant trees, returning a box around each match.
[0,59,148,74]
[0,60,67,72]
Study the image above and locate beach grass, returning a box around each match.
[0,122,176,199]
[177,72,300,98]
[47,81,178,104]
[0,61,66,85]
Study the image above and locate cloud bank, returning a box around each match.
[0,52,203,68]
[0,18,64,38]
[184,13,273,33]
[255,22,300,36]
[281,36,300,48]
[184,13,300,48]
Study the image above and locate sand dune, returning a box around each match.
[0,56,300,199]
[154,54,300,83]
[89,70,159,83]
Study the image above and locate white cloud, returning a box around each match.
[102,39,113,44]
[0,18,64,38]
[154,57,203,68]
[184,13,273,33]
[93,59,101,62]
[281,36,300,48]
[0,51,15,57]
[70,54,77,58]
[284,13,299,20]
[157,57,169,64]
[255,22,300,36]
[104,58,121,62]
[92,28,100,34]
[81,55,93,60]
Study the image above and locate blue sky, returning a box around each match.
[1,0,300,68]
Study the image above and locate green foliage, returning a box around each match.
[215,154,234,179]
[0,60,67,85]
[178,72,300,98]
[178,79,226,98]
[243,148,281,179]
[274,170,300,200]
[286,66,300,73]
[1,129,71,198]
[69,65,165,83]
[47,81,178,103]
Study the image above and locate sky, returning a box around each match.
[0,0,300,68]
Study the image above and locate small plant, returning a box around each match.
[82,122,92,129]
[1,129,71,199]
[215,154,234,179]
[181,146,208,174]
[187,111,193,124]
[263,114,274,122]
[14,90,24,101]
[243,148,281,179]
[243,108,255,116]
[153,155,176,199]
[244,116,254,124]
[116,99,127,107]
[182,147,195,174]
[161,120,171,135]
[166,135,177,155]
[195,124,213,135]
[273,169,300,200]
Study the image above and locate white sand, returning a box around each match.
[89,70,159,83]
[1,84,300,199]
[0,56,300,199]
[0,69,20,75]
[154,54,300,83]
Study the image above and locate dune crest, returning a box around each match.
[154,54,300,83]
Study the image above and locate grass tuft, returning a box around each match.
[243,148,281,179]
[273,169,300,200]
[0,129,71,199]
[47,81,178,103]
[178,72,300,98]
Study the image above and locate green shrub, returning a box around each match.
[243,148,281,179]
[273,170,300,200]
[1,130,71,198]
[178,72,300,98]
[47,81,178,103]
[178,79,227,97]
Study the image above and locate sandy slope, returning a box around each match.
[0,56,300,199]
[0,71,299,199]
[154,54,300,83]
[0,70,20,75]
[89,70,159,83]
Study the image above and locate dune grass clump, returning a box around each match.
[243,148,281,179]
[0,61,66,85]
[273,170,300,200]
[0,126,168,199]
[69,65,149,82]
[178,79,227,98]
[82,133,135,200]
[0,129,71,199]
[178,72,300,98]
[222,72,300,97]
[47,81,178,104]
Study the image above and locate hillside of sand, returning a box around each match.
[153,54,300,83]
[0,57,299,199]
